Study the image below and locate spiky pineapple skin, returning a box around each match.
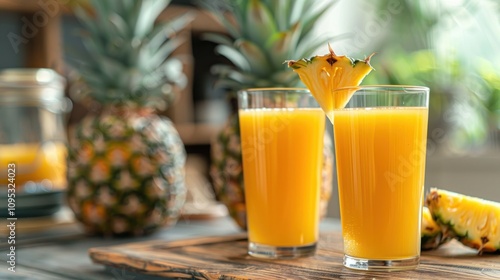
[210,115,245,228]
[426,188,500,254]
[210,114,333,229]
[421,206,451,250]
[67,109,186,236]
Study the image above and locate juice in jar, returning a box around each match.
[0,142,67,189]
[239,108,325,246]
[333,107,428,259]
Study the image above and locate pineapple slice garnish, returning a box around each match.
[426,188,500,254]
[287,44,374,122]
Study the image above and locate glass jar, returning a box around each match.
[0,68,71,192]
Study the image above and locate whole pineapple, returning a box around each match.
[206,0,337,229]
[66,0,191,236]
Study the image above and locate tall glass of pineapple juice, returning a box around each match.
[238,88,325,259]
[332,86,429,271]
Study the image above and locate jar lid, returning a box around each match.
[0,68,66,104]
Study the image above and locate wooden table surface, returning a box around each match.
[1,211,499,280]
[0,210,337,279]
[88,232,500,280]
[0,211,245,280]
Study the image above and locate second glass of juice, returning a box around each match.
[238,88,325,259]
[332,85,429,271]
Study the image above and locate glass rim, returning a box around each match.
[238,87,309,93]
[333,85,429,92]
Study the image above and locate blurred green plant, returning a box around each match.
[365,0,500,151]
[364,49,462,118]
[475,60,500,118]
[457,60,500,149]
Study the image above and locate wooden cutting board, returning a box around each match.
[89,231,500,279]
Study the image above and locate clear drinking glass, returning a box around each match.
[238,88,326,259]
[0,68,70,190]
[332,85,429,270]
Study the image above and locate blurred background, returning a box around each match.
[0,0,499,219]
[316,0,500,217]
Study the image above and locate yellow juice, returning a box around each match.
[239,108,325,246]
[333,107,428,259]
[0,142,67,189]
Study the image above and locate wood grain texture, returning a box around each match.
[89,231,500,280]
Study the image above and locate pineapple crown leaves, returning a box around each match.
[201,0,342,91]
[70,0,193,109]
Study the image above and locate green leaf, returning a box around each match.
[244,0,277,46]
[117,0,136,22]
[123,69,143,93]
[235,39,271,75]
[80,37,106,60]
[147,23,176,55]
[211,65,255,86]
[152,12,194,38]
[232,0,249,32]
[227,70,256,85]
[145,13,193,58]
[141,68,164,89]
[90,0,111,20]
[106,37,127,62]
[89,0,113,35]
[96,55,126,82]
[266,22,301,67]
[200,0,242,38]
[299,2,333,41]
[108,14,129,39]
[215,45,251,72]
[289,0,307,25]
[272,0,291,30]
[202,33,234,47]
[134,0,170,38]
[210,64,236,76]
[147,37,183,71]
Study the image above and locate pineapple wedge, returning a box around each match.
[421,206,451,250]
[426,188,500,254]
[287,44,374,121]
